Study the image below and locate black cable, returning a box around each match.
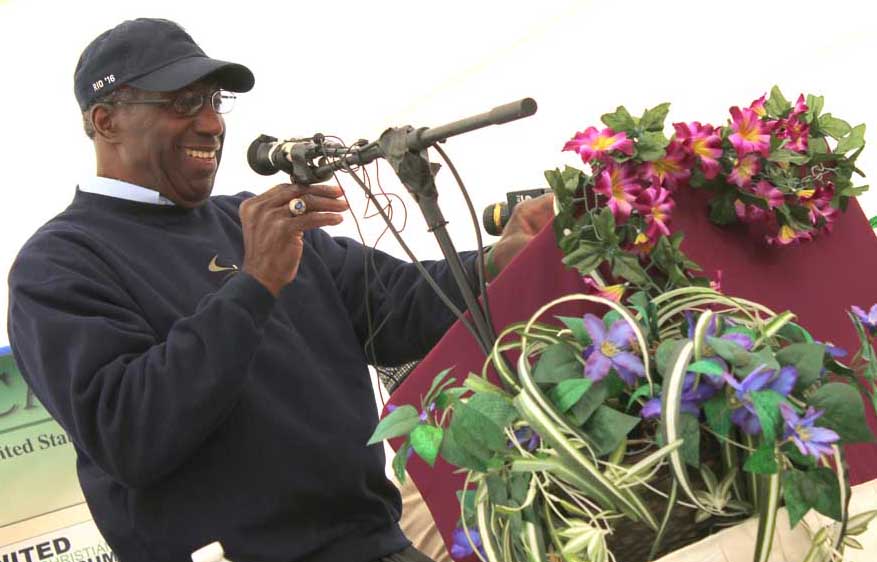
[431,143,495,340]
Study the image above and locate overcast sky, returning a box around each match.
[1,0,875,346]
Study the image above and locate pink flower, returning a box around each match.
[710,270,724,293]
[593,162,641,220]
[749,94,767,117]
[729,106,771,157]
[790,94,808,118]
[563,127,634,163]
[735,200,768,223]
[801,185,839,227]
[642,140,691,190]
[767,225,812,246]
[673,122,723,179]
[728,154,761,188]
[634,185,675,237]
[583,277,625,302]
[752,180,784,209]
[775,97,809,152]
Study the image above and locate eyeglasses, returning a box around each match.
[104,90,236,117]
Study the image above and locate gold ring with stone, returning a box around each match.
[288,198,307,216]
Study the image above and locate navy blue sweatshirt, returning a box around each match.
[7,190,477,562]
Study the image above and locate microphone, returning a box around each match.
[247,134,335,184]
[482,188,552,236]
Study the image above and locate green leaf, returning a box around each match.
[768,148,809,165]
[836,123,866,154]
[805,94,824,123]
[486,474,509,504]
[744,444,779,474]
[562,242,606,274]
[636,130,670,161]
[367,405,420,445]
[708,194,738,225]
[549,378,593,413]
[612,252,649,285]
[809,383,876,444]
[656,339,687,377]
[557,315,592,346]
[456,488,477,528]
[594,207,617,244]
[818,113,851,139]
[447,400,507,459]
[600,105,636,133]
[765,85,790,117]
[467,391,518,428]
[749,390,785,444]
[780,441,816,469]
[581,405,641,456]
[782,469,810,527]
[775,343,826,391]
[640,102,671,132]
[626,383,656,411]
[436,387,468,409]
[870,216,877,229]
[703,395,732,438]
[462,374,506,397]
[410,424,443,467]
[569,379,609,425]
[603,309,623,328]
[393,439,412,483]
[687,360,726,377]
[533,343,582,384]
[440,425,487,471]
[423,368,455,409]
[678,413,701,467]
[706,335,750,368]
[783,467,843,526]
[776,322,814,344]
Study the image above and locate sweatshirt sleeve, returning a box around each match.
[307,229,481,367]
[7,233,276,489]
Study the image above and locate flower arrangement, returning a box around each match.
[368,89,876,562]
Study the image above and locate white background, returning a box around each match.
[0,0,875,346]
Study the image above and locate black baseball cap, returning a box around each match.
[74,18,255,111]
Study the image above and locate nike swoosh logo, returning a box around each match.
[208,255,239,273]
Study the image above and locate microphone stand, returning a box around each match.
[277,98,538,355]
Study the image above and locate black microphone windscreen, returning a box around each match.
[248,135,279,176]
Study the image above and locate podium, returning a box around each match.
[388,188,877,553]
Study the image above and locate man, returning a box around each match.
[7,18,553,562]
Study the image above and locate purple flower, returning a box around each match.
[582,314,645,385]
[851,304,877,335]
[450,527,485,560]
[824,344,848,359]
[641,373,719,419]
[509,427,541,451]
[779,403,840,460]
[723,365,798,435]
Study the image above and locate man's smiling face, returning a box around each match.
[108,81,225,208]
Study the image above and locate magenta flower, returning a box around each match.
[563,127,634,163]
[723,365,798,435]
[779,403,840,460]
[583,276,625,303]
[728,154,761,188]
[729,106,771,157]
[851,304,877,334]
[801,185,838,227]
[749,94,767,117]
[734,200,769,223]
[634,184,675,238]
[582,314,645,385]
[776,98,809,152]
[767,225,812,246]
[674,122,723,179]
[642,140,691,191]
[752,180,784,209]
[593,162,641,220]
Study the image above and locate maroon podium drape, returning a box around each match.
[388,190,877,553]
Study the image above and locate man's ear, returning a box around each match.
[91,104,122,143]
